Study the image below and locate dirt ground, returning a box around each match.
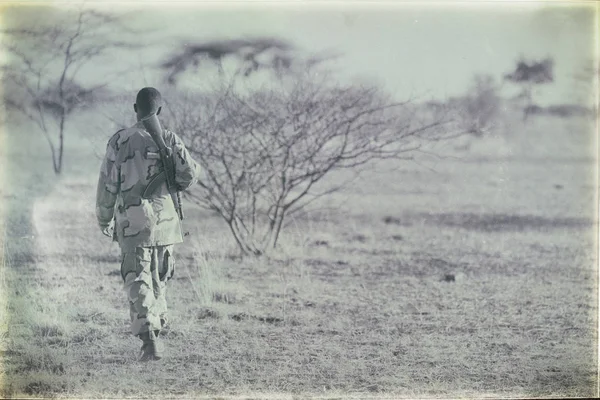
[0,116,597,398]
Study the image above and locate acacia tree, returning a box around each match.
[162,69,458,255]
[504,57,554,121]
[2,6,134,174]
[160,37,338,85]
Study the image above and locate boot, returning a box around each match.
[139,330,164,361]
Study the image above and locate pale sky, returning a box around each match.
[3,1,598,105]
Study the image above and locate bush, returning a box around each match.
[440,75,502,137]
[161,69,460,255]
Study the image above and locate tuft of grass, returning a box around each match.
[186,235,242,307]
[2,372,69,397]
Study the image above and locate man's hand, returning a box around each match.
[101,220,115,238]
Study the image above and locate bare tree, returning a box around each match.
[504,57,554,121]
[2,6,135,174]
[162,69,458,255]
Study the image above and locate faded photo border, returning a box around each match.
[0,0,598,399]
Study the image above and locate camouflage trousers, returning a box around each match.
[121,245,175,337]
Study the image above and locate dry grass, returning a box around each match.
[0,116,597,398]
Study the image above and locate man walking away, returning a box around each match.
[96,87,201,361]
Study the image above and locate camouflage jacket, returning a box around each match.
[96,121,201,251]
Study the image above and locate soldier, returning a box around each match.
[96,87,200,361]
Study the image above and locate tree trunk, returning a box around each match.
[50,144,60,174]
[228,217,262,256]
[271,207,286,249]
[56,115,66,174]
[522,85,533,123]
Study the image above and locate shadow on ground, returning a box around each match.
[383,212,594,232]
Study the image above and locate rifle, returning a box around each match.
[140,115,184,221]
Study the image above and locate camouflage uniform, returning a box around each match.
[96,121,200,337]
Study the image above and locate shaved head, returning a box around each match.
[135,87,162,117]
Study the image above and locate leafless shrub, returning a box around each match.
[458,75,503,136]
[428,75,502,138]
[162,69,462,255]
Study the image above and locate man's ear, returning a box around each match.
[134,104,138,113]
[156,106,162,116]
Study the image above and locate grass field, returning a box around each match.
[0,115,597,398]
